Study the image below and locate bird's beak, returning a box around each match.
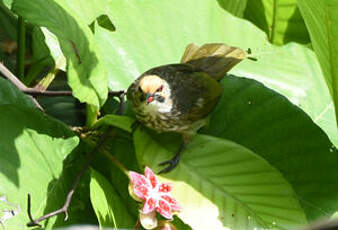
[146,93,154,104]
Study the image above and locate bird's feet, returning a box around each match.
[131,120,141,134]
[158,142,185,174]
[158,153,181,174]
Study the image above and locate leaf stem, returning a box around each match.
[0,62,43,110]
[0,61,124,102]
[270,0,278,43]
[34,69,59,91]
[86,104,99,127]
[17,16,25,80]
[81,136,129,178]
[102,147,130,178]
[23,57,51,86]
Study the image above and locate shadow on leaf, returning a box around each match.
[133,75,338,230]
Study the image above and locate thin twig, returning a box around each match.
[27,194,41,227]
[28,96,44,111]
[0,62,28,91]
[0,62,125,99]
[117,91,127,115]
[17,16,26,80]
[0,62,44,111]
[21,88,126,97]
[134,219,141,230]
[82,137,129,178]
[26,127,113,227]
[102,149,129,177]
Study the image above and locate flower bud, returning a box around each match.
[139,211,158,230]
[156,221,177,230]
[128,182,143,202]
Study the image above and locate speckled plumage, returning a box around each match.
[127,63,222,133]
[127,43,246,173]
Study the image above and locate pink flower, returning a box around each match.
[129,167,181,219]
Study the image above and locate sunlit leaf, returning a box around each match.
[202,75,338,220]
[13,0,108,107]
[98,0,337,147]
[0,77,96,229]
[0,105,79,229]
[244,0,310,45]
[217,0,248,17]
[90,168,134,229]
[94,114,135,132]
[32,27,66,71]
[134,129,307,230]
[297,0,338,127]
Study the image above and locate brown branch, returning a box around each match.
[0,62,126,99]
[21,88,126,97]
[117,91,127,115]
[27,194,41,227]
[134,219,141,230]
[26,127,113,227]
[0,62,27,90]
[0,62,44,110]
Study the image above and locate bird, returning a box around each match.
[127,43,247,173]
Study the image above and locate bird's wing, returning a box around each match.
[186,72,223,122]
[180,43,246,81]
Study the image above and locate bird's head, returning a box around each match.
[128,74,172,113]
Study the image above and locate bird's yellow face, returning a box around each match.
[139,75,166,104]
[132,74,173,114]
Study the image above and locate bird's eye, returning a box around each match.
[157,85,163,92]
[138,85,142,92]
[139,94,145,102]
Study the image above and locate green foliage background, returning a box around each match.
[0,0,337,230]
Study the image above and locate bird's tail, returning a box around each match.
[180,43,246,81]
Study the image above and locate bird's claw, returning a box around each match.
[158,154,180,174]
[131,121,141,134]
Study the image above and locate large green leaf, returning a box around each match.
[0,0,17,40]
[0,105,80,229]
[232,43,338,146]
[0,78,36,108]
[12,0,108,107]
[133,75,338,229]
[25,26,66,86]
[217,0,248,17]
[0,77,97,229]
[134,129,307,230]
[202,76,338,220]
[90,129,140,221]
[31,27,66,71]
[89,168,134,229]
[93,114,135,132]
[297,0,338,127]
[99,0,337,145]
[202,0,310,45]
[94,24,124,90]
[27,0,112,85]
[61,0,110,25]
[244,0,310,45]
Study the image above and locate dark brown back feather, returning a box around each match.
[180,43,246,81]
